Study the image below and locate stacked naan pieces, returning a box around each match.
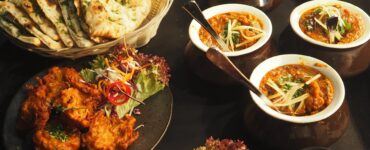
[0,0,151,50]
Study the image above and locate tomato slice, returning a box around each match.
[105,81,132,105]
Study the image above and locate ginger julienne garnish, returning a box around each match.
[260,64,334,116]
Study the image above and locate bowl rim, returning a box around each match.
[188,3,273,57]
[290,0,370,49]
[249,54,345,124]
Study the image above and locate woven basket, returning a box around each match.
[1,0,173,59]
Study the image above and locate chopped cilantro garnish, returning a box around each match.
[89,55,106,69]
[279,74,293,84]
[282,84,292,90]
[293,88,305,99]
[294,78,304,83]
[313,8,322,15]
[47,124,69,142]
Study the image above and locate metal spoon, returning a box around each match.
[206,48,273,106]
[182,0,231,52]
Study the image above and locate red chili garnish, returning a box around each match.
[105,81,132,105]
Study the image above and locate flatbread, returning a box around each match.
[8,0,61,41]
[0,1,64,50]
[82,0,151,40]
[36,0,74,48]
[58,0,94,48]
[0,16,42,46]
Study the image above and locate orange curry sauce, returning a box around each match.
[198,12,264,51]
[299,5,361,44]
[259,64,334,116]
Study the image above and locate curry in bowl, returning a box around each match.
[199,12,265,52]
[259,64,334,116]
[299,4,362,44]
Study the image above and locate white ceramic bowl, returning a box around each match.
[188,4,272,57]
[250,54,345,124]
[290,0,370,49]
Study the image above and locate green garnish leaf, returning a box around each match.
[54,105,67,113]
[115,65,166,119]
[293,88,305,99]
[279,74,293,84]
[222,21,229,39]
[313,8,322,15]
[339,25,346,35]
[343,19,352,32]
[80,69,97,83]
[232,32,240,45]
[294,78,304,83]
[50,104,68,117]
[47,124,69,142]
[282,84,292,90]
[89,55,106,69]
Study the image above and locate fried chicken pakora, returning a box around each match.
[17,67,68,131]
[16,67,102,145]
[17,67,102,131]
[54,88,96,128]
[82,111,139,150]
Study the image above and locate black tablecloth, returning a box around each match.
[0,0,369,149]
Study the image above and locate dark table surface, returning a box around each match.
[1,0,370,150]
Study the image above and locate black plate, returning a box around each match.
[2,68,173,150]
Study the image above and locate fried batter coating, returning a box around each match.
[33,127,80,150]
[17,67,102,131]
[17,67,68,131]
[54,88,97,128]
[82,111,139,150]
[63,68,100,97]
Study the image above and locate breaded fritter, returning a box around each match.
[82,111,139,150]
[17,67,68,131]
[54,88,96,128]
[17,67,102,130]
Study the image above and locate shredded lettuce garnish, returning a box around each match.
[115,65,166,118]
[80,69,97,83]
[80,46,170,119]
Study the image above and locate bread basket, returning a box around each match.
[0,0,173,59]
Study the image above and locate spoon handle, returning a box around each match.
[206,48,273,106]
[182,0,231,52]
[206,48,262,95]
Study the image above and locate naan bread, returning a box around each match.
[8,0,61,41]
[81,0,151,41]
[0,17,42,46]
[36,0,74,48]
[58,0,95,48]
[0,1,64,50]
